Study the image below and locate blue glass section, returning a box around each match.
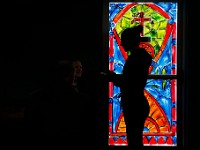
[112,85,122,132]
[113,39,125,74]
[145,79,172,124]
[150,35,173,75]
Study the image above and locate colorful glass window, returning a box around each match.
[108,2,178,146]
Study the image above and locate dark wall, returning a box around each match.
[3,1,109,148]
[4,1,104,97]
[188,0,197,149]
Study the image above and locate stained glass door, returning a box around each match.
[108,2,178,147]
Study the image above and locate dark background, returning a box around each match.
[4,1,104,97]
[2,0,194,149]
[3,1,108,148]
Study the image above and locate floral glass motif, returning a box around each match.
[109,2,177,146]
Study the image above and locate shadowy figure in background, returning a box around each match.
[71,56,109,149]
[71,58,83,91]
[43,60,82,136]
[24,58,89,148]
[101,25,152,149]
[70,56,98,148]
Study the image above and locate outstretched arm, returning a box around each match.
[100,71,123,87]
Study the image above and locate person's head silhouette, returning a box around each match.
[120,25,143,51]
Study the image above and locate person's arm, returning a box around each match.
[100,71,123,87]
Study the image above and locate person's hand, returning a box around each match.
[100,72,107,76]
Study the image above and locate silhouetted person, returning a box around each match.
[101,25,152,149]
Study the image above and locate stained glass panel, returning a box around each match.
[108,2,177,146]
